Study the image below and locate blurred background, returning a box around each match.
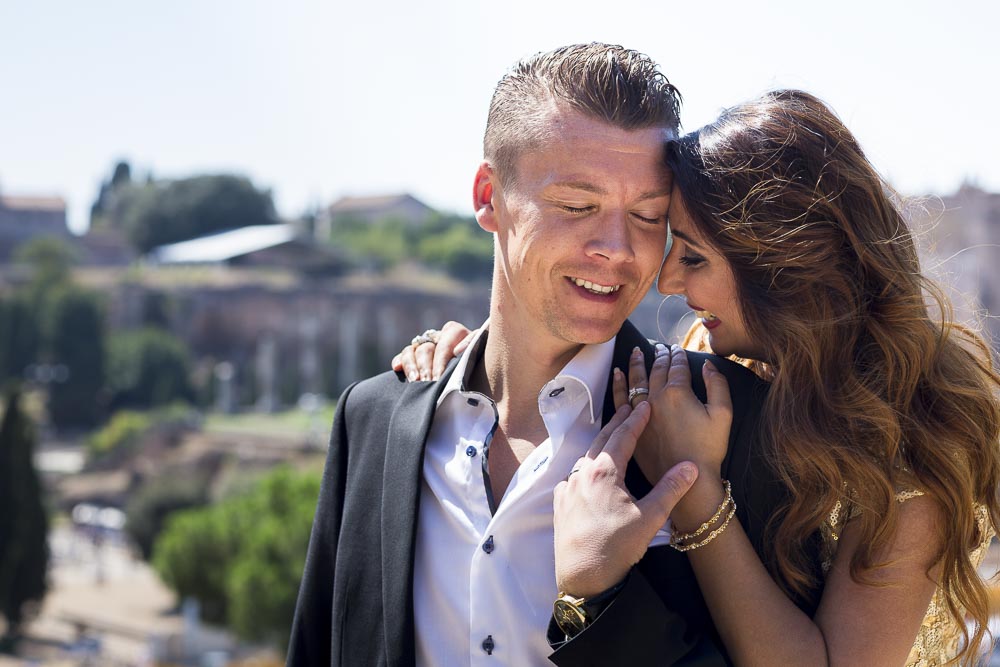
[0,0,997,664]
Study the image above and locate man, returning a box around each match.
[288,43,780,666]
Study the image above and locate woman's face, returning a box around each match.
[657,190,764,360]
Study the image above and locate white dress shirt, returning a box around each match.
[413,323,669,666]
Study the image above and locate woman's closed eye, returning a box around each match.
[678,254,706,267]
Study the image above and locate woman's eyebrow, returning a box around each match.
[669,227,704,249]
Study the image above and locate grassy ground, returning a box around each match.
[204,404,336,438]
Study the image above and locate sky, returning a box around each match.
[1,0,997,234]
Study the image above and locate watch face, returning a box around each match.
[553,598,587,635]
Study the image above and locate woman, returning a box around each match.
[397,90,1000,665]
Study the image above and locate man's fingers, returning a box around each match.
[637,461,698,520]
[586,404,631,458]
[665,344,693,389]
[703,361,734,422]
[612,368,628,410]
[553,480,567,511]
[601,401,651,467]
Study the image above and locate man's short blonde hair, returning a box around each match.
[484,43,682,184]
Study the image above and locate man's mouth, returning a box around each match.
[569,277,622,295]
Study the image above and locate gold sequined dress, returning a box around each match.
[821,492,993,666]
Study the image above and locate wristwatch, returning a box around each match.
[553,593,589,638]
[552,578,627,639]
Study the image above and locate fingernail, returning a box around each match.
[408,371,418,381]
[677,463,697,483]
[614,367,623,379]
[635,400,650,414]
[632,346,641,357]
[703,361,716,375]
[670,344,680,353]
[655,342,668,351]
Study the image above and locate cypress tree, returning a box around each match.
[0,391,49,642]
[44,286,105,429]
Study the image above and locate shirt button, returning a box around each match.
[466,445,477,457]
[482,635,495,655]
[482,535,495,554]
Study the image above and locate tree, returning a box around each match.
[0,295,39,383]
[126,473,210,562]
[328,216,409,271]
[152,467,320,648]
[106,328,193,411]
[417,223,493,280]
[118,174,279,252]
[89,160,133,229]
[12,236,77,303]
[42,286,106,429]
[0,392,49,643]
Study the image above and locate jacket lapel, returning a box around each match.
[606,321,667,500]
[380,361,459,666]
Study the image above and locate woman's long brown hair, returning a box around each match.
[667,89,1000,662]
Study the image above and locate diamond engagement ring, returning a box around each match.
[628,387,650,404]
[411,329,441,347]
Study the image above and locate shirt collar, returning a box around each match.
[545,337,614,424]
[437,319,615,423]
[436,320,490,408]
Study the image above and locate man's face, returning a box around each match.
[475,103,672,348]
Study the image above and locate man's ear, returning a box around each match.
[473,162,498,233]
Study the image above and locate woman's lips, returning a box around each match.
[691,307,721,330]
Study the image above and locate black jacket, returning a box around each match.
[287,320,784,666]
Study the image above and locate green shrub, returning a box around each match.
[87,410,151,459]
[106,328,194,410]
[151,466,321,648]
[125,474,209,560]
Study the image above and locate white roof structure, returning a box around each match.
[150,224,297,264]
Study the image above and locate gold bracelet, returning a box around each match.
[670,502,737,552]
[669,480,732,544]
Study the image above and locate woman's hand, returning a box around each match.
[391,321,473,381]
[614,345,732,507]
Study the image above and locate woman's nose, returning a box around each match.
[657,247,683,295]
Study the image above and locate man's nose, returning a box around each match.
[657,246,683,295]
[585,211,635,262]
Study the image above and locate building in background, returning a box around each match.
[0,194,70,260]
[315,193,435,241]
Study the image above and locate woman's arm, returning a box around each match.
[620,345,941,666]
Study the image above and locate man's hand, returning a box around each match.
[553,402,698,598]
